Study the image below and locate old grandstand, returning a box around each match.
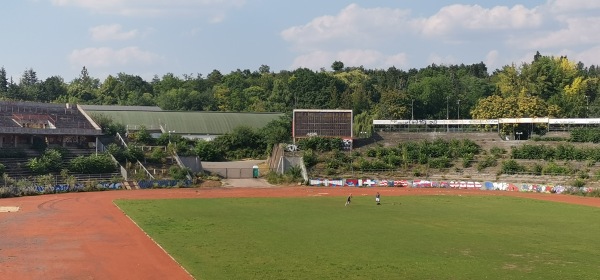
[373,118,600,140]
[81,105,284,141]
[1,102,287,182]
[0,101,111,180]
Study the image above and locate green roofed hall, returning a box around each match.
[84,108,284,140]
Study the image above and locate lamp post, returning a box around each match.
[457,99,460,130]
[168,130,175,144]
[586,95,590,118]
[411,99,414,121]
[446,96,449,132]
[457,99,460,119]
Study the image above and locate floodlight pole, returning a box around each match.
[411,99,414,121]
[586,95,590,118]
[457,99,460,130]
[446,96,449,132]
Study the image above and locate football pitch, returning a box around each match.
[116,195,600,279]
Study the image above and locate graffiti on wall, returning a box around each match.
[308,178,592,194]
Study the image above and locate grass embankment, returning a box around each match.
[117,196,600,279]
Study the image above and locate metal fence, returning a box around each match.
[203,168,255,179]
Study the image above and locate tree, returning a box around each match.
[67,66,100,103]
[0,67,7,95]
[259,65,271,74]
[332,61,344,72]
[19,68,41,101]
[40,76,67,102]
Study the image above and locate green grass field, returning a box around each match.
[116,195,600,280]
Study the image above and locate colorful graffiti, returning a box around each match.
[308,178,594,194]
[137,179,192,189]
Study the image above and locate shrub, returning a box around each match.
[0,163,5,175]
[26,149,63,174]
[489,147,506,158]
[194,140,223,161]
[428,157,452,169]
[572,178,586,188]
[286,165,303,180]
[126,145,145,162]
[462,153,474,168]
[530,163,543,175]
[542,162,571,176]
[297,137,342,152]
[365,148,377,157]
[500,160,526,175]
[148,147,167,164]
[69,154,117,174]
[477,155,497,171]
[302,150,318,168]
[169,166,191,180]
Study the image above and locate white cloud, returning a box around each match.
[51,0,245,18]
[484,50,499,68]
[547,0,600,13]
[281,4,411,51]
[68,46,162,68]
[520,17,600,49]
[290,51,332,70]
[572,45,600,66]
[427,53,457,66]
[384,53,410,69]
[416,4,543,37]
[290,49,409,70]
[90,24,138,41]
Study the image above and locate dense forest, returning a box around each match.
[2,52,600,135]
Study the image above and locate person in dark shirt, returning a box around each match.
[345,194,352,206]
[375,192,381,205]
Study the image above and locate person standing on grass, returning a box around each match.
[345,194,352,206]
[376,192,381,205]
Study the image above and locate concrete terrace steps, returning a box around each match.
[122,181,139,190]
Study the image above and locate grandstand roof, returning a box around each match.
[86,110,284,135]
[79,105,163,111]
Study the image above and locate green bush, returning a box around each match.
[26,149,63,174]
[169,166,191,180]
[428,157,452,169]
[570,128,600,143]
[194,140,223,161]
[542,162,571,176]
[0,163,5,175]
[489,147,506,158]
[69,154,117,174]
[302,150,318,168]
[572,179,586,188]
[511,144,554,160]
[500,160,526,175]
[530,163,543,175]
[297,137,342,152]
[462,153,474,168]
[477,155,497,171]
[148,147,167,164]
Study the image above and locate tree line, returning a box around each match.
[2,51,600,134]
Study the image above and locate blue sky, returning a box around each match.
[2,0,600,82]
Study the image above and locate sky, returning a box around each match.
[2,0,600,82]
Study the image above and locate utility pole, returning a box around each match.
[586,95,590,118]
[457,99,460,130]
[411,99,414,121]
[446,96,449,132]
